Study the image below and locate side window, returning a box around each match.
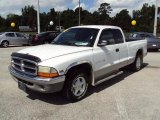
[16,33,24,37]
[112,29,124,43]
[5,33,15,37]
[99,29,115,45]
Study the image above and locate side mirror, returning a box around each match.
[98,40,108,46]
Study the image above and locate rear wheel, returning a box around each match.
[131,54,143,72]
[63,70,89,102]
[1,41,9,48]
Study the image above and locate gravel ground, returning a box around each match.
[0,46,160,120]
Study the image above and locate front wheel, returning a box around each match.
[63,70,89,102]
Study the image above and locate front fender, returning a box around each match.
[65,60,93,74]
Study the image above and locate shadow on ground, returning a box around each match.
[27,63,148,105]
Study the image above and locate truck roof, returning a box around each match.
[72,25,121,30]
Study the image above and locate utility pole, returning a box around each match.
[37,0,40,34]
[154,0,158,36]
[78,0,81,26]
[58,12,61,32]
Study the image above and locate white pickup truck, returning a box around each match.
[9,25,147,101]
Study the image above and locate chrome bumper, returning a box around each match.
[9,66,65,93]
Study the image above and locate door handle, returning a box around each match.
[115,48,119,52]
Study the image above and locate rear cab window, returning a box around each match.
[99,29,115,45]
[112,29,124,43]
[98,28,124,45]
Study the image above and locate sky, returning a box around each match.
[0,0,157,18]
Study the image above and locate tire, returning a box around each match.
[131,54,143,72]
[63,70,89,102]
[1,41,9,48]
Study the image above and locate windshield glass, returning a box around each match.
[52,28,99,47]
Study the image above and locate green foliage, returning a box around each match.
[0,2,159,34]
[98,3,112,15]
[0,16,7,31]
[133,3,156,32]
[21,5,37,29]
[114,9,131,32]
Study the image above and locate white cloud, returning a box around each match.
[72,0,87,10]
[0,0,158,18]
[73,3,87,10]
[72,0,79,5]
[0,0,69,18]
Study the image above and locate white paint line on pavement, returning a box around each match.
[114,92,130,120]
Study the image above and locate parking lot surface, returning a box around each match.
[0,46,160,120]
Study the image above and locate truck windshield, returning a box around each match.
[52,28,99,47]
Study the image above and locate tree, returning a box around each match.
[81,10,93,25]
[98,3,112,15]
[92,11,100,25]
[1,2,160,33]
[6,14,22,31]
[133,3,156,32]
[114,9,131,31]
[21,5,37,29]
[97,3,112,25]
[0,16,7,31]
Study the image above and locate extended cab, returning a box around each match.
[9,25,147,101]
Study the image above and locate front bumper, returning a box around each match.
[9,66,65,93]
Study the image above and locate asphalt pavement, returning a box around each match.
[0,46,160,120]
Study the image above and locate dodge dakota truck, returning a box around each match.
[9,25,147,101]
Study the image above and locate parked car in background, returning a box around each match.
[0,32,29,48]
[129,32,160,51]
[129,32,154,39]
[31,31,60,45]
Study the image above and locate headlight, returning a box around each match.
[38,66,59,78]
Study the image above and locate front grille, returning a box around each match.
[11,57,37,76]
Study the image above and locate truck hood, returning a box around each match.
[18,44,92,61]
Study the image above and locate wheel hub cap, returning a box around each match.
[72,76,86,97]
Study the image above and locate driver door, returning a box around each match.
[93,29,120,83]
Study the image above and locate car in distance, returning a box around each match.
[9,25,147,101]
[0,32,29,47]
[31,31,60,45]
[129,32,160,51]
